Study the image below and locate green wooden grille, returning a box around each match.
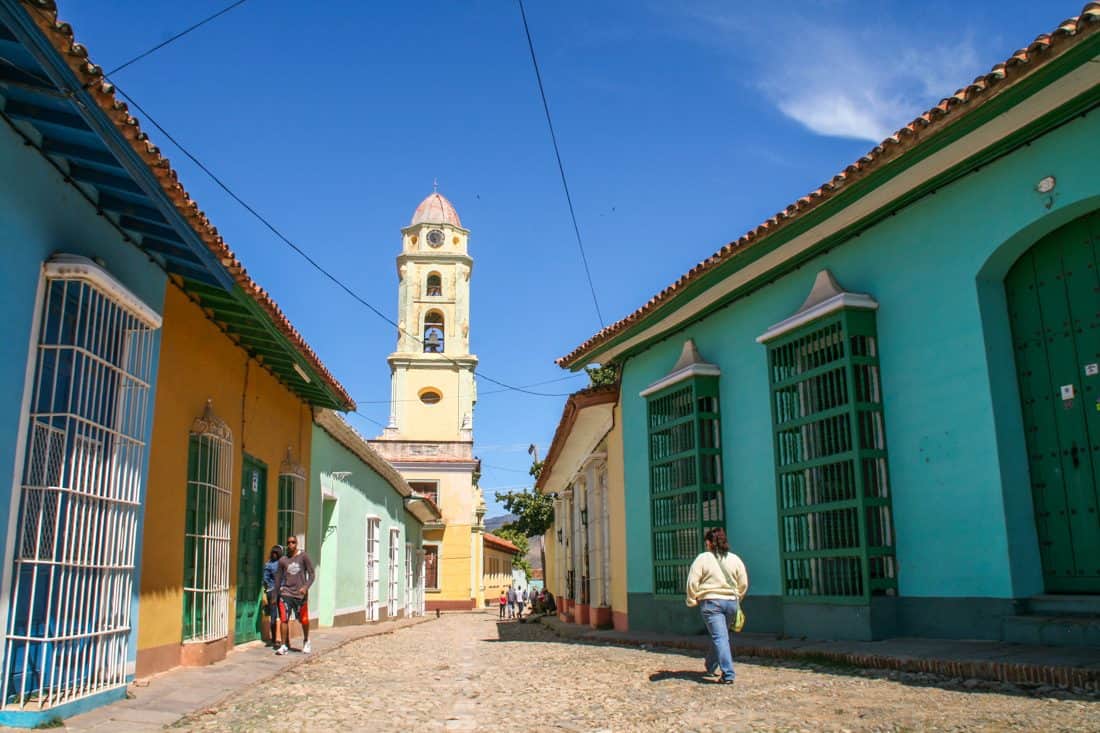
[647,376,724,596]
[767,308,897,603]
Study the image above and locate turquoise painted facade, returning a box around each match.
[606,53,1100,640]
[309,415,428,626]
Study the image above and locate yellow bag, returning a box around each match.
[732,607,746,633]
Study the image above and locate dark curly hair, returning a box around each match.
[705,527,730,557]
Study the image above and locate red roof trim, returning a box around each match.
[483,532,520,554]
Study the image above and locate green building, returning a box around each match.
[557,8,1100,644]
[309,410,440,626]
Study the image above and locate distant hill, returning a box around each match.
[484,514,516,532]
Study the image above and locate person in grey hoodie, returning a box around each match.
[275,535,315,655]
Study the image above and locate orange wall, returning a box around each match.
[138,283,312,655]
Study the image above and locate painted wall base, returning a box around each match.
[180,638,229,668]
[628,593,1052,642]
[589,605,613,629]
[612,610,629,632]
[426,598,475,611]
[0,684,128,728]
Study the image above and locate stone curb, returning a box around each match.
[535,616,1100,693]
[171,615,438,727]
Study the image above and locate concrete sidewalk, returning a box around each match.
[534,615,1100,693]
[32,615,438,732]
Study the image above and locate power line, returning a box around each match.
[516,0,604,329]
[480,463,533,474]
[356,372,583,405]
[103,0,250,78]
[106,83,569,399]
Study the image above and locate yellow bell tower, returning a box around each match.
[370,189,485,611]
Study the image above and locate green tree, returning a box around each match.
[585,363,619,387]
[495,526,531,574]
[493,488,553,538]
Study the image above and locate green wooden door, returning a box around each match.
[1006,211,1100,593]
[234,455,267,643]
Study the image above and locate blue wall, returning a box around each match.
[621,109,1100,606]
[0,121,167,671]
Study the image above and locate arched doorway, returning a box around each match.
[1005,210,1100,594]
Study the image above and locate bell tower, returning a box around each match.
[384,189,478,441]
[370,189,485,611]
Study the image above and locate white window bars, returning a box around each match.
[277,448,305,549]
[364,518,380,621]
[387,529,400,619]
[3,258,160,711]
[182,402,232,644]
[404,542,414,617]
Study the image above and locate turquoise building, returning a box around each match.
[557,9,1100,643]
[309,410,439,626]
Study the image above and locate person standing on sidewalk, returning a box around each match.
[263,544,283,647]
[685,527,748,685]
[498,590,507,619]
[506,586,517,619]
[275,535,315,655]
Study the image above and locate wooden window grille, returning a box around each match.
[182,402,232,644]
[423,545,439,590]
[766,308,897,603]
[3,260,160,710]
[365,518,381,620]
[277,449,306,549]
[404,542,414,617]
[646,376,723,596]
[387,528,400,618]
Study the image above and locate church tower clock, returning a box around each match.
[369,189,485,611]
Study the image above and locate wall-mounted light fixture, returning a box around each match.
[580,508,588,526]
[1035,175,1056,194]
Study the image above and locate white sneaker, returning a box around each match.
[275,644,288,656]
[302,641,312,654]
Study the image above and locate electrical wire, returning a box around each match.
[516,0,604,329]
[480,463,534,474]
[106,82,570,399]
[102,0,250,78]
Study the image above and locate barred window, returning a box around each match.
[424,545,439,590]
[183,402,233,643]
[765,305,897,602]
[646,374,724,596]
[388,528,400,618]
[4,257,160,710]
[278,449,306,548]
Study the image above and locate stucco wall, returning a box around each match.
[309,424,422,624]
[605,402,629,627]
[138,284,311,670]
[0,122,167,672]
[620,108,1100,608]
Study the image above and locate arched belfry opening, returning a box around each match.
[423,310,445,353]
[426,272,442,297]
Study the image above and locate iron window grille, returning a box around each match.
[365,517,381,621]
[404,542,414,617]
[182,402,232,644]
[645,376,724,597]
[765,307,898,603]
[277,449,306,549]
[387,528,400,619]
[3,258,160,710]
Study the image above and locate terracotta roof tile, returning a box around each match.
[483,532,520,554]
[534,383,619,493]
[557,3,1100,368]
[21,1,354,410]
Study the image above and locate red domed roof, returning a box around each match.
[410,191,461,227]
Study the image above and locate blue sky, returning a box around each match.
[57,0,1079,515]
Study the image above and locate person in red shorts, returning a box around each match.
[275,535,315,655]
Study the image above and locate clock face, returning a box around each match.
[427,229,445,248]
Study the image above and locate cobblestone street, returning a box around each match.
[175,611,1098,732]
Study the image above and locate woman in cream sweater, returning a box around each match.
[685,527,749,684]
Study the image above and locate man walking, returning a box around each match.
[506,585,517,619]
[275,535,315,655]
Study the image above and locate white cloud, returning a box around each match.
[673,4,982,143]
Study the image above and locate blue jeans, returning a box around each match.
[700,598,738,681]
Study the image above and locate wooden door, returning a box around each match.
[234,455,267,643]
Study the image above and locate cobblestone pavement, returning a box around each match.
[177,611,1099,732]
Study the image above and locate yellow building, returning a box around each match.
[370,191,484,610]
[483,533,521,607]
[537,384,628,630]
[137,278,353,677]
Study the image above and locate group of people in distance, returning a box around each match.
[263,535,316,655]
[498,585,555,620]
